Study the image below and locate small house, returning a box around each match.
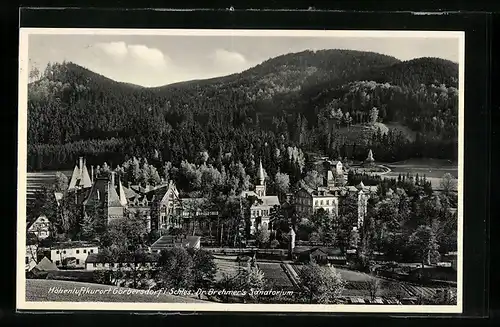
[292,246,347,265]
[27,215,51,240]
[50,241,99,269]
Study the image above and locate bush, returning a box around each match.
[92,270,114,285]
[26,270,48,279]
[350,253,375,273]
[270,240,280,249]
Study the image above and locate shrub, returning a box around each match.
[270,240,280,249]
[92,270,114,285]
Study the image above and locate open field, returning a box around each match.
[25,279,207,303]
[335,122,416,146]
[213,256,243,280]
[383,158,458,190]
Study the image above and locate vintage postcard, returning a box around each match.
[17,28,464,313]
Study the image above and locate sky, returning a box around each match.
[27,33,460,87]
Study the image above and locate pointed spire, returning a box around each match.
[258,159,265,185]
[118,177,128,207]
[366,149,374,162]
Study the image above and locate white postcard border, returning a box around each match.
[17,28,465,314]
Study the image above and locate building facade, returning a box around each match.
[27,215,51,240]
[294,162,375,230]
[50,242,98,269]
[85,253,159,271]
[241,160,281,235]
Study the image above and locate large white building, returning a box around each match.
[294,162,376,229]
[50,242,99,269]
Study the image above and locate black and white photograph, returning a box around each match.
[17,28,464,313]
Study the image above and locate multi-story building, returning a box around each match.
[294,162,376,229]
[241,160,280,234]
[58,157,280,238]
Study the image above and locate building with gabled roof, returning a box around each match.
[239,160,281,235]
[27,215,51,240]
[82,171,126,224]
[32,256,59,272]
[294,165,377,230]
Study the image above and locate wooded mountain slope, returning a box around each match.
[27,49,458,171]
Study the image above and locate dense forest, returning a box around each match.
[27,49,459,172]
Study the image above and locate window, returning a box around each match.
[320,200,323,205]
[25,257,29,264]
[76,259,80,265]
[56,250,59,254]
[326,200,330,205]
[63,250,66,254]
[90,249,94,253]
[56,261,60,265]
[326,208,330,213]
[315,200,318,206]
[110,263,114,268]
[93,263,96,267]
[83,249,87,253]
[76,250,80,254]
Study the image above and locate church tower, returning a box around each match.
[255,159,266,197]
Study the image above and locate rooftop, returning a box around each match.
[293,246,344,256]
[51,241,99,250]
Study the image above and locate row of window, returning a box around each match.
[55,249,95,255]
[251,209,269,217]
[314,199,336,206]
[91,262,153,268]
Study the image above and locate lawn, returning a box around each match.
[257,262,294,289]
[382,158,458,190]
[214,256,243,280]
[25,279,206,303]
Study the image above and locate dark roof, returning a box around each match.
[35,257,58,271]
[151,235,201,249]
[51,242,98,250]
[293,246,343,256]
[81,178,122,208]
[27,215,50,230]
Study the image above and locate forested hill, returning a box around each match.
[27,50,459,173]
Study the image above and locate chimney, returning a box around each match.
[79,157,84,171]
[111,171,116,188]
